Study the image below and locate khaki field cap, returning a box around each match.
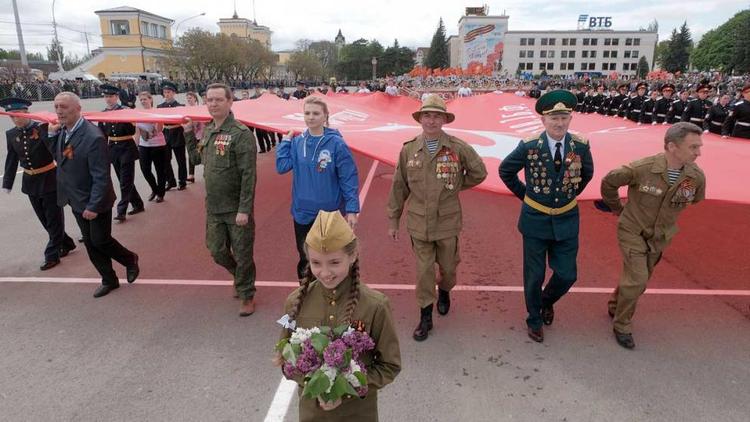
[412,94,456,124]
[305,211,356,253]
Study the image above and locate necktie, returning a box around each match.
[554,142,562,172]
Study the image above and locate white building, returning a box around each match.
[457,7,508,70]
[502,30,658,77]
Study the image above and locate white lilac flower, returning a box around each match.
[320,363,338,394]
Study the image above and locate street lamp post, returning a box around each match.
[175,12,206,38]
[52,0,64,71]
[371,57,377,81]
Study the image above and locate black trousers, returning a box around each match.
[256,128,272,153]
[112,157,143,216]
[293,220,315,279]
[29,191,75,261]
[138,145,167,198]
[164,144,187,187]
[74,209,137,286]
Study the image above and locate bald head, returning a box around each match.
[54,91,82,127]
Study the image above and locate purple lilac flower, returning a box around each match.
[323,339,347,369]
[295,340,322,374]
[282,362,300,378]
[342,331,375,359]
[356,385,369,397]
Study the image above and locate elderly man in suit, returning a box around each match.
[48,92,140,298]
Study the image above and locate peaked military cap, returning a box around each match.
[617,83,629,90]
[635,82,648,90]
[305,211,356,253]
[161,81,178,92]
[535,90,577,115]
[660,83,675,92]
[696,83,711,92]
[100,84,120,95]
[0,97,32,112]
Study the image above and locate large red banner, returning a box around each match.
[4,92,747,203]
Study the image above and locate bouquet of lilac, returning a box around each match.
[276,323,376,402]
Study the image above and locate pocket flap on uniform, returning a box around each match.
[438,202,461,216]
[407,205,425,216]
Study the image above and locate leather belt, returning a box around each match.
[736,121,750,127]
[164,124,181,129]
[108,135,134,142]
[710,121,723,126]
[645,112,653,115]
[632,109,642,113]
[656,113,667,117]
[24,161,56,175]
[523,196,578,216]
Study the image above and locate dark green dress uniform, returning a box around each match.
[185,113,258,299]
[98,100,143,219]
[280,277,402,422]
[3,113,75,265]
[499,92,594,331]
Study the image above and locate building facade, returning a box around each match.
[457,7,508,70]
[79,6,174,78]
[217,11,272,50]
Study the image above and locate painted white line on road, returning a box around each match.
[263,378,298,422]
[2,277,750,296]
[358,160,379,209]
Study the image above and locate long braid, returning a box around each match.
[288,264,315,326]
[342,259,361,325]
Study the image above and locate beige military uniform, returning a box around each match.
[280,277,401,422]
[601,153,706,334]
[387,132,488,308]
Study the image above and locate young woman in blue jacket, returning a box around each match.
[276,96,360,283]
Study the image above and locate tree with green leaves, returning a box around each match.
[378,39,415,76]
[425,18,449,69]
[654,39,670,69]
[691,10,750,72]
[287,51,325,81]
[731,10,750,73]
[637,56,650,78]
[662,22,693,73]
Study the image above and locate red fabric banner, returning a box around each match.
[3,92,746,203]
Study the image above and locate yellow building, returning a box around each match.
[218,11,272,50]
[79,6,174,78]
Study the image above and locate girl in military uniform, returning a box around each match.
[275,211,401,422]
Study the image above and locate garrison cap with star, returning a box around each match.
[0,97,32,112]
[305,210,356,253]
[535,90,577,115]
[161,81,178,92]
[100,84,120,95]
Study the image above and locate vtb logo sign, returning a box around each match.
[579,15,613,28]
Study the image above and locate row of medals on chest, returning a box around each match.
[527,148,582,197]
[435,149,459,190]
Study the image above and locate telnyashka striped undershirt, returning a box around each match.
[667,168,682,186]
[425,139,439,155]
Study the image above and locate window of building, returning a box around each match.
[611,51,618,58]
[569,38,577,46]
[632,50,639,58]
[589,63,595,70]
[548,50,555,58]
[549,38,556,46]
[603,51,610,58]
[631,62,638,70]
[634,38,641,46]
[623,63,630,71]
[561,50,568,59]
[583,38,590,46]
[624,51,631,59]
[520,38,527,46]
[520,50,527,58]
[582,50,589,58]
[568,50,575,58]
[528,38,535,46]
[604,38,611,46]
[547,62,554,70]
[150,23,158,37]
[567,63,575,70]
[527,62,534,70]
[527,50,534,58]
[562,38,568,46]
[539,62,547,70]
[110,20,130,35]
[626,38,633,46]
[140,21,149,36]
[581,62,588,70]
[540,50,547,58]
[541,38,548,46]
[590,50,597,58]
[612,38,619,46]
[158,25,166,39]
[590,38,598,46]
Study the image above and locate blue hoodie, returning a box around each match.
[276,127,360,224]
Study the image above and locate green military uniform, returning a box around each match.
[281,277,402,422]
[185,112,258,299]
[601,153,706,335]
[387,132,488,308]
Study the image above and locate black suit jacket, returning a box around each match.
[47,118,116,213]
[119,90,137,109]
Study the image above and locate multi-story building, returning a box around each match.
[217,10,272,50]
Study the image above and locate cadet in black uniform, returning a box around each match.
[704,94,731,135]
[667,90,689,124]
[587,84,605,114]
[157,81,187,190]
[681,83,712,127]
[2,98,76,270]
[722,83,750,139]
[638,89,659,125]
[98,84,144,222]
[626,82,647,123]
[574,86,586,113]
[609,84,628,116]
[653,83,675,124]
[600,88,614,116]
[292,81,308,100]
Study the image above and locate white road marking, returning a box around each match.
[1,277,749,296]
[358,160,378,209]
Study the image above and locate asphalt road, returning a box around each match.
[0,97,749,422]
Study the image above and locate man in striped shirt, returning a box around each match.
[598,122,706,349]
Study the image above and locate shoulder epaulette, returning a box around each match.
[734,101,744,106]
[570,134,589,145]
[672,99,681,103]
[629,155,657,168]
[522,135,539,144]
[403,137,418,145]
[233,121,250,131]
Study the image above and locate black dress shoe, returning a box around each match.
[126,254,139,283]
[114,214,126,222]
[542,305,555,326]
[412,305,433,342]
[437,289,451,316]
[527,327,544,343]
[177,185,186,191]
[613,329,635,349]
[148,192,157,202]
[186,176,195,184]
[93,284,119,298]
[128,206,145,216]
[39,260,60,271]
[166,182,176,191]
[59,244,76,258]
[155,196,164,203]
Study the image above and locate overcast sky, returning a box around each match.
[1,0,748,58]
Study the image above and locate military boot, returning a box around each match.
[413,304,433,342]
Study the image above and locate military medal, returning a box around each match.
[534,186,541,193]
[542,186,550,194]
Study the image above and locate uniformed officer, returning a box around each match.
[653,83,675,124]
[598,122,706,349]
[2,97,76,270]
[681,83,712,127]
[618,87,633,118]
[626,82,647,123]
[183,83,258,317]
[292,81,308,100]
[574,86,586,113]
[387,95,487,342]
[587,84,605,114]
[638,89,659,125]
[117,81,137,109]
[158,81,187,190]
[609,84,628,116]
[598,86,611,116]
[499,90,594,343]
[666,90,689,124]
[98,84,144,222]
[722,83,750,139]
[704,94,731,135]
